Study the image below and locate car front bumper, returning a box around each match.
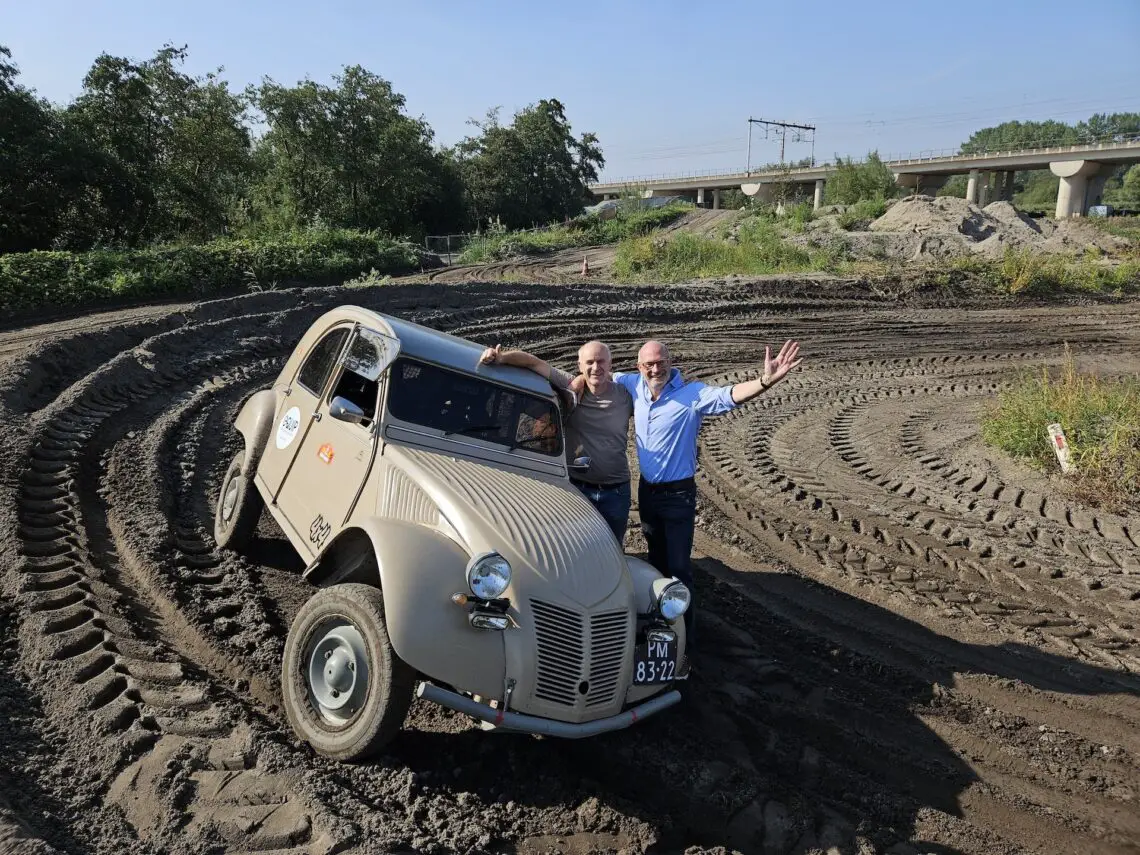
[416,681,681,738]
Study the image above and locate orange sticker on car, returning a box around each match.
[318,443,334,464]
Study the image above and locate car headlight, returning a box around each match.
[652,578,691,621]
[466,552,512,600]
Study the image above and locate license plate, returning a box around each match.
[633,635,677,684]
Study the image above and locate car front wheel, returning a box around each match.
[213,451,264,551]
[282,583,414,762]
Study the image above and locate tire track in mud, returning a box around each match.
[1,281,1139,854]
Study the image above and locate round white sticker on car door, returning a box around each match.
[275,406,302,449]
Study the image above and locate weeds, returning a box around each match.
[614,216,842,281]
[456,203,691,264]
[344,268,393,288]
[837,199,888,231]
[982,346,1140,513]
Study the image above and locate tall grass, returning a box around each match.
[613,216,844,281]
[982,348,1140,513]
[457,203,691,263]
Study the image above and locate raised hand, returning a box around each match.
[762,340,803,387]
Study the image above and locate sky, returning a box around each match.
[4,0,1139,182]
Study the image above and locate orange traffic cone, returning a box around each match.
[581,255,590,277]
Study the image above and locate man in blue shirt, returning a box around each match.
[610,338,803,646]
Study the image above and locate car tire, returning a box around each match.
[282,583,414,762]
[214,451,264,551]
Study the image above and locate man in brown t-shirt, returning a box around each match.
[479,340,634,543]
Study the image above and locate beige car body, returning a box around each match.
[232,306,686,735]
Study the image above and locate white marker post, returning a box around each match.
[1046,423,1075,474]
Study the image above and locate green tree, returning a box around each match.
[0,46,99,252]
[250,66,463,236]
[65,45,252,246]
[824,152,898,204]
[455,99,604,229]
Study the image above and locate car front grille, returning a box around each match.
[587,610,629,708]
[531,599,631,710]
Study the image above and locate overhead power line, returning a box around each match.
[746,118,816,172]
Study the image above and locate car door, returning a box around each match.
[274,326,400,560]
[256,324,352,501]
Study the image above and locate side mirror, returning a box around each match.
[329,396,366,425]
[568,455,591,474]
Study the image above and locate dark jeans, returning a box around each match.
[637,478,697,646]
[573,480,631,545]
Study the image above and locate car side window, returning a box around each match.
[386,358,563,456]
[297,328,350,395]
[330,368,379,425]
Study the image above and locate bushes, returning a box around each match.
[0,230,423,317]
[837,199,889,230]
[982,248,1140,295]
[613,217,842,282]
[456,203,691,263]
[825,152,899,205]
[982,349,1140,513]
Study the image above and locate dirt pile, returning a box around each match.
[871,195,1003,242]
[790,196,1135,263]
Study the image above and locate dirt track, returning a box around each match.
[1,277,1139,855]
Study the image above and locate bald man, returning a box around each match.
[606,338,803,646]
[479,340,634,543]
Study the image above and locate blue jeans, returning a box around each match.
[638,478,697,645]
[573,480,631,545]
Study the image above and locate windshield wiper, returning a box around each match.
[444,423,503,438]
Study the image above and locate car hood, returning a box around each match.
[386,446,625,608]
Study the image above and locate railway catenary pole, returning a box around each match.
[746,117,817,168]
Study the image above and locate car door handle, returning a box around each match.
[312,412,322,422]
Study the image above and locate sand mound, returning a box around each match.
[865,196,1132,261]
[870,196,997,241]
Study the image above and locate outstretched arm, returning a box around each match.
[730,340,803,404]
[479,344,553,380]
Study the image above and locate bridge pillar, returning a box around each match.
[978,172,993,207]
[1001,171,1016,202]
[813,179,825,210]
[965,169,980,204]
[712,189,721,210]
[1050,160,1102,217]
[1086,170,1112,209]
[697,187,706,207]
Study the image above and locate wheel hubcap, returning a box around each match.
[221,477,240,523]
[306,620,369,725]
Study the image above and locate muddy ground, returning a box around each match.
[1,275,1139,855]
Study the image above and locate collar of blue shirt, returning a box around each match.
[637,367,683,401]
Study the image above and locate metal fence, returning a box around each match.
[424,234,485,265]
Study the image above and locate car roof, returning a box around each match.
[321,305,559,400]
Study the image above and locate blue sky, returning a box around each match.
[4,0,1138,181]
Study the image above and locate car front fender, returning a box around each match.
[311,519,507,700]
[234,389,277,476]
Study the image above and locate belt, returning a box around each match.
[571,478,630,491]
[639,476,696,492]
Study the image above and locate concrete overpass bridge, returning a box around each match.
[589,139,1140,218]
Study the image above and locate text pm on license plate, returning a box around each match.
[634,636,677,684]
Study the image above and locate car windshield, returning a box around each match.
[386,358,562,457]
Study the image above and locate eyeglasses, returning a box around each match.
[638,360,669,370]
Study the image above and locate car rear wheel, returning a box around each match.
[283,583,414,761]
[213,451,263,551]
